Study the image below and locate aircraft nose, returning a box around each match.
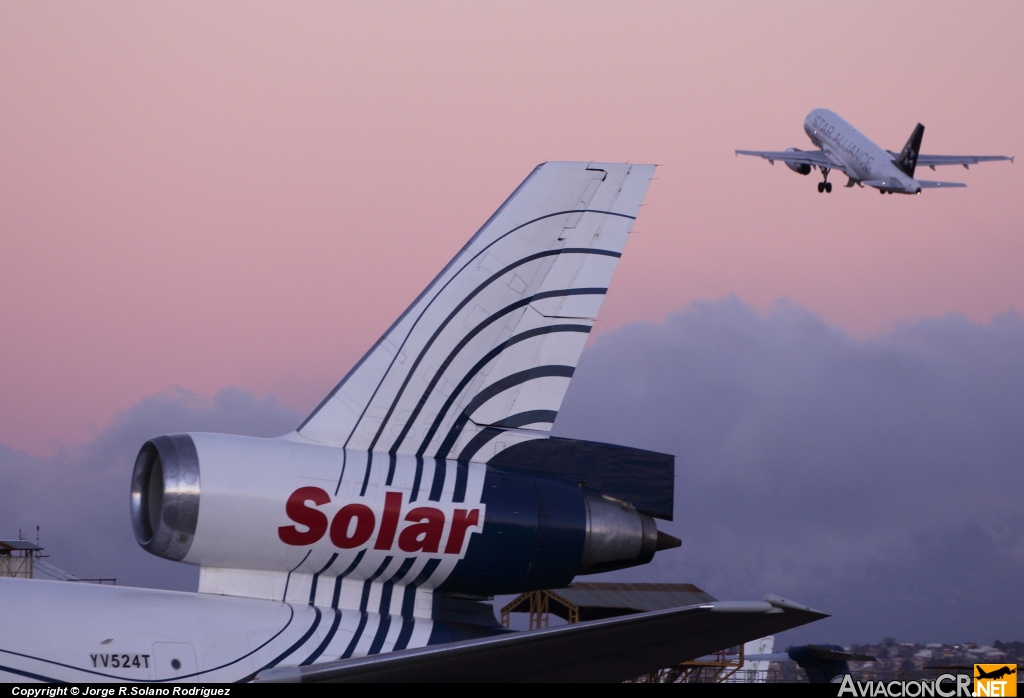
[803,116,817,140]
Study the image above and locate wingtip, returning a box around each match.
[763,594,830,618]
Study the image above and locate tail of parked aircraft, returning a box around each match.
[894,123,925,177]
[296,162,656,465]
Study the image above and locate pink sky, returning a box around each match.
[2,1,1022,455]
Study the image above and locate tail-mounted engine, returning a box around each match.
[131,432,679,595]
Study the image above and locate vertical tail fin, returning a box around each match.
[894,123,924,177]
[295,162,656,464]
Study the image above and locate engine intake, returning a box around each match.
[785,147,812,175]
[131,435,201,561]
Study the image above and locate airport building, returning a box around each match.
[501,582,779,682]
[0,535,113,584]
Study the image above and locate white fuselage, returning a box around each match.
[0,576,433,682]
[803,108,919,193]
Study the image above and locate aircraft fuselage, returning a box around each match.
[803,109,919,193]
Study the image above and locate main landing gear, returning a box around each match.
[816,168,833,193]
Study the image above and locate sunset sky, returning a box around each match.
[2,2,1022,645]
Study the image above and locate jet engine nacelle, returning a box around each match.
[132,433,672,595]
[784,148,812,175]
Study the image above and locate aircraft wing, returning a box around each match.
[255,595,827,683]
[886,153,1013,170]
[735,149,838,169]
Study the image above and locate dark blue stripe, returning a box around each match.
[385,452,397,486]
[0,663,63,682]
[194,604,296,682]
[384,282,609,454]
[359,450,373,497]
[255,605,322,672]
[339,557,395,661]
[359,558,394,612]
[396,558,442,650]
[428,458,446,501]
[298,208,630,436]
[410,455,424,502]
[439,364,576,482]
[340,613,369,660]
[387,557,417,586]
[330,549,367,609]
[366,615,392,656]
[393,617,417,655]
[308,553,339,605]
[456,410,557,463]
[463,365,575,418]
[366,558,416,656]
[299,608,342,666]
[427,325,590,459]
[333,447,347,496]
[453,460,470,503]
[402,559,441,619]
[282,549,312,601]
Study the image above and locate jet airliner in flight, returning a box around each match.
[737,109,1013,194]
[0,162,826,683]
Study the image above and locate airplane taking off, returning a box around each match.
[737,109,1013,194]
[0,162,826,683]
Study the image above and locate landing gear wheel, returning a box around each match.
[817,167,831,194]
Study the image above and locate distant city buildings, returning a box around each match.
[822,639,1021,682]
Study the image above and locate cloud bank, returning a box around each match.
[556,297,1024,644]
[3,298,1021,644]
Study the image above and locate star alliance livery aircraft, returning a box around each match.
[737,109,1013,194]
[1,162,826,683]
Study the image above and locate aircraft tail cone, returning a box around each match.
[656,530,682,551]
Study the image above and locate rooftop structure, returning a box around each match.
[500,582,776,682]
[1,536,115,584]
[0,539,44,579]
[501,582,716,628]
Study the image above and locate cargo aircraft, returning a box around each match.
[737,109,1013,194]
[0,162,826,682]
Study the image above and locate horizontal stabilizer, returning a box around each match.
[917,180,966,188]
[863,180,900,189]
[864,179,966,192]
[488,437,674,520]
[888,152,1014,169]
[255,595,828,683]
